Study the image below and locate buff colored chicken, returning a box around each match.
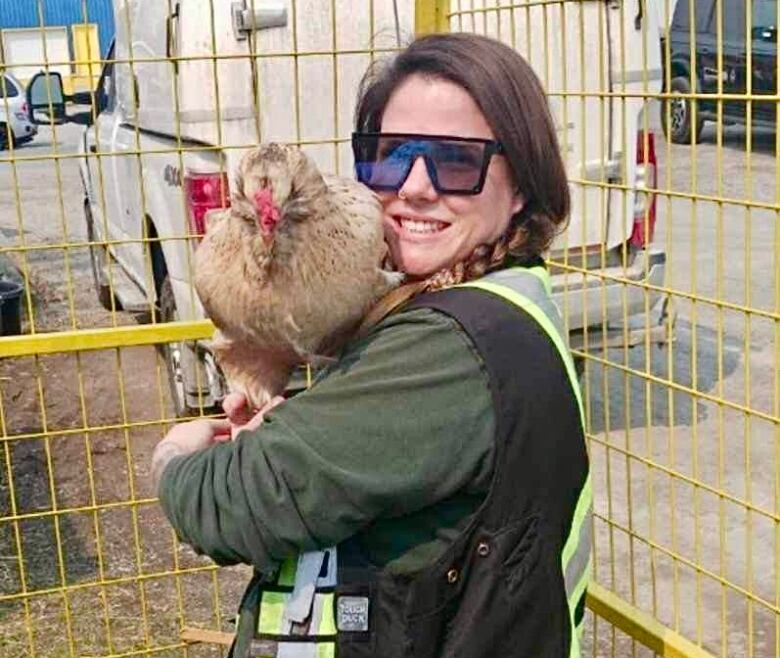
[194,143,403,409]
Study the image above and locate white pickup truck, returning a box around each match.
[28,0,671,416]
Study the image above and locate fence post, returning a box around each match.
[415,0,449,35]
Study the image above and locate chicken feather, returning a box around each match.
[194,143,403,409]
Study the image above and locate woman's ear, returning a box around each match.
[511,191,525,217]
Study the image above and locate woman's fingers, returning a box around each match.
[227,395,286,437]
[223,391,286,439]
[208,418,233,441]
[242,395,285,432]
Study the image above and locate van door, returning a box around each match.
[605,0,663,250]
[719,0,749,120]
[692,0,719,109]
[93,88,146,287]
[105,2,152,288]
[539,0,616,260]
[91,57,128,262]
[112,123,147,288]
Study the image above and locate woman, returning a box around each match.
[153,33,591,658]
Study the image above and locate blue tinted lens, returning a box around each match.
[384,140,429,161]
[355,140,431,190]
[353,134,493,193]
[355,158,411,189]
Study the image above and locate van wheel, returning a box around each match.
[662,76,704,144]
[84,200,121,311]
[0,123,12,151]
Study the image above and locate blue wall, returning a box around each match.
[0,0,115,57]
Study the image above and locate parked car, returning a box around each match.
[27,0,672,415]
[661,0,778,143]
[0,72,37,150]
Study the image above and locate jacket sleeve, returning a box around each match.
[157,307,496,571]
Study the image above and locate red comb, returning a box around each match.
[254,189,281,236]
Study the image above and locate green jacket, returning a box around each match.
[159,306,496,575]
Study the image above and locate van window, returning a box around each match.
[753,0,777,33]
[722,2,747,41]
[672,0,715,34]
[0,76,19,99]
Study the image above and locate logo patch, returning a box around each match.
[336,596,369,632]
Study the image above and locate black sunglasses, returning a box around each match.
[352,132,505,196]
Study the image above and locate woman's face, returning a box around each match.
[378,74,524,277]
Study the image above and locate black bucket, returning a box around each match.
[0,279,24,336]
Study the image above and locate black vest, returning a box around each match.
[337,281,590,657]
[231,270,592,658]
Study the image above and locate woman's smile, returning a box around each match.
[389,213,451,238]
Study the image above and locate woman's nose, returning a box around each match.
[398,156,437,201]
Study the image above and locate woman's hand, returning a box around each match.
[223,392,285,439]
[151,418,232,490]
[163,418,233,452]
[152,394,285,491]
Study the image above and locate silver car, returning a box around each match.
[0,73,37,150]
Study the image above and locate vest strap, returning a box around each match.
[457,266,592,658]
[458,268,584,427]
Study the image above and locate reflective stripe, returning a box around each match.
[258,591,286,635]
[563,480,593,597]
[317,644,336,658]
[567,558,592,658]
[563,481,593,658]
[459,267,592,658]
[257,550,338,657]
[286,551,329,623]
[277,557,297,587]
[311,592,336,635]
[279,641,315,658]
[525,264,553,295]
[460,271,584,427]
[319,592,337,635]
[258,591,336,632]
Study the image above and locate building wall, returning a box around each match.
[0,0,114,57]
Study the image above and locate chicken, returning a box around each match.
[194,143,404,409]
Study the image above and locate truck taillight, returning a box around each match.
[184,171,230,238]
[630,130,657,249]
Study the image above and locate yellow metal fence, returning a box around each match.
[0,1,777,657]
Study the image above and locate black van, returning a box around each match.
[661,0,778,143]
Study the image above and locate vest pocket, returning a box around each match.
[403,513,542,657]
[501,513,541,593]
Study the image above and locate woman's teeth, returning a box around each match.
[399,218,447,234]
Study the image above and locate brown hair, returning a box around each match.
[354,33,571,329]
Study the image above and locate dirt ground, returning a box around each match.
[0,258,250,658]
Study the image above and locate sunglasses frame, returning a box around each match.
[351,132,505,196]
